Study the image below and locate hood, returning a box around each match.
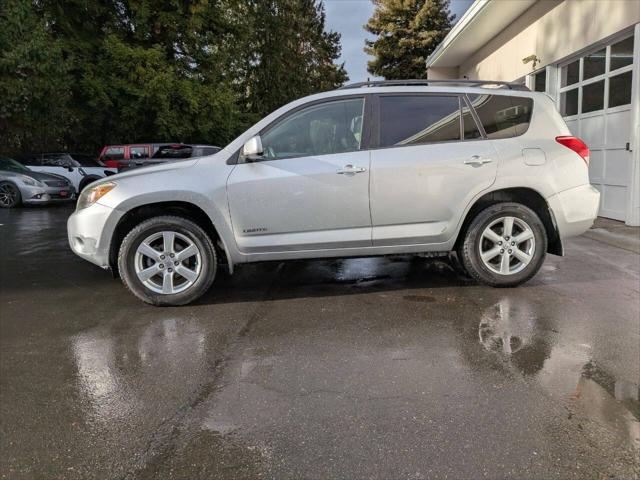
[97,157,202,185]
[0,169,68,183]
[27,171,71,183]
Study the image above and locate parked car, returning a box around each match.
[15,153,116,193]
[101,143,221,172]
[68,79,600,306]
[0,156,75,208]
[98,143,165,170]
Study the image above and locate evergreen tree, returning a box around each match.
[0,0,73,153]
[245,0,348,117]
[365,0,454,79]
[0,0,348,154]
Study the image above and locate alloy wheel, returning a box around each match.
[478,216,535,275]
[134,231,202,294]
[0,184,19,207]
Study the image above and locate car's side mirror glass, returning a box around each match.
[241,135,264,162]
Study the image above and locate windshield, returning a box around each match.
[0,156,30,173]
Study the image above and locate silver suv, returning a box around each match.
[68,80,600,306]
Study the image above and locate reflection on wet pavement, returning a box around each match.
[1,206,639,479]
[475,298,639,450]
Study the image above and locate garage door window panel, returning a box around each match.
[608,71,632,108]
[583,48,606,81]
[560,89,579,117]
[610,36,634,71]
[582,80,605,114]
[561,60,580,87]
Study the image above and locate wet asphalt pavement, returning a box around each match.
[1,205,639,479]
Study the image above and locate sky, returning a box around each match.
[324,0,475,83]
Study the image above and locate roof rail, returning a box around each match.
[338,79,530,91]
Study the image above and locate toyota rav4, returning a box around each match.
[68,80,600,306]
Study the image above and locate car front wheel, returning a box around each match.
[0,182,21,208]
[459,202,547,287]
[118,216,217,306]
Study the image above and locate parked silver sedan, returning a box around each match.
[0,156,76,208]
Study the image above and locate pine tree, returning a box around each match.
[365,0,454,79]
[0,0,348,154]
[0,0,74,153]
[245,0,348,117]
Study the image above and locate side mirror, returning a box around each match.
[241,135,264,162]
[66,166,74,172]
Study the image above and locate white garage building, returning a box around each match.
[426,0,640,225]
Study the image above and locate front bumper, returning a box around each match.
[43,184,76,201]
[67,202,123,268]
[548,184,600,239]
[21,184,76,204]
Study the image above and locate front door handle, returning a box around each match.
[464,155,493,166]
[336,164,367,174]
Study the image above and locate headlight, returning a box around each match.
[76,182,116,210]
[19,175,43,187]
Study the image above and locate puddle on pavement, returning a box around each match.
[403,294,436,303]
[202,418,238,435]
[473,298,640,450]
[70,317,209,424]
[571,361,640,449]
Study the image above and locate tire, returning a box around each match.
[78,176,100,194]
[118,216,217,306]
[459,202,547,287]
[0,182,22,208]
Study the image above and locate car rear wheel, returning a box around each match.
[459,202,547,287]
[118,216,217,306]
[0,182,21,208]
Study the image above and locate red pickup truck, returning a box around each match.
[99,144,220,171]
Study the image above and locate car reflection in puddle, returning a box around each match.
[476,298,639,450]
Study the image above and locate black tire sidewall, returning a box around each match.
[118,216,216,306]
[461,203,547,287]
[0,182,21,208]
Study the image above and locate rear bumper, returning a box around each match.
[67,202,123,268]
[548,184,600,239]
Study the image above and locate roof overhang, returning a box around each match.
[426,0,537,68]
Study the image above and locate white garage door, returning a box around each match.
[557,33,636,221]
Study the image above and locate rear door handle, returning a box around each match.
[464,155,493,166]
[337,164,366,174]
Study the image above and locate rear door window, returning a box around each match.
[130,146,150,159]
[467,94,534,138]
[377,95,461,147]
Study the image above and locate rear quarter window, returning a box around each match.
[467,94,534,139]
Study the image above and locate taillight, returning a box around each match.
[555,136,589,165]
[104,160,121,169]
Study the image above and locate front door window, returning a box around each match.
[260,98,364,160]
